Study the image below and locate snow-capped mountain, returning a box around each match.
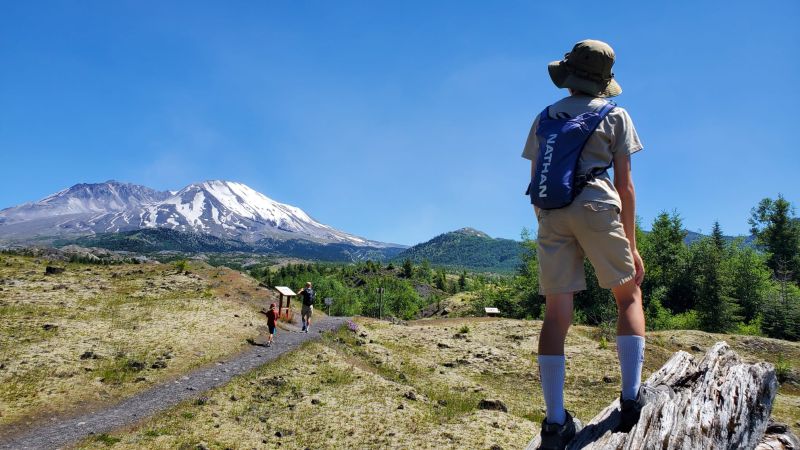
[0,180,394,248]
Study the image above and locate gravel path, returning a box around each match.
[0,316,348,450]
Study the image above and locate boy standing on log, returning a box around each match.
[522,39,647,449]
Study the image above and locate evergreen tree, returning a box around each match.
[761,271,800,341]
[417,259,432,282]
[513,228,543,318]
[723,243,771,323]
[402,258,414,278]
[711,220,725,252]
[458,271,467,291]
[692,238,741,333]
[749,195,800,282]
[643,211,691,312]
[435,269,447,290]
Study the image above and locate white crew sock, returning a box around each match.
[538,355,566,425]
[616,335,645,400]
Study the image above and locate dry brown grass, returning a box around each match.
[0,254,269,430]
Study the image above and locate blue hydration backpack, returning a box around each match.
[526,101,616,210]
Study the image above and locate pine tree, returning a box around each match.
[435,269,447,290]
[402,259,413,278]
[458,271,467,291]
[693,239,741,333]
[644,211,691,312]
[723,243,771,323]
[711,220,725,252]
[749,195,800,282]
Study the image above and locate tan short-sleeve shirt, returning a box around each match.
[522,94,643,209]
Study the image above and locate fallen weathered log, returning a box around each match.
[527,342,799,450]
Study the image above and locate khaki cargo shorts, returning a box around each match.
[536,201,635,295]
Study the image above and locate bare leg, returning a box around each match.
[612,279,646,401]
[612,279,645,337]
[538,293,575,355]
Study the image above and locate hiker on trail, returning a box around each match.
[298,281,315,333]
[266,302,278,347]
[522,40,646,450]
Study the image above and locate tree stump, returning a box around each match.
[526,342,799,450]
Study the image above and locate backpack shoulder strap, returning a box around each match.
[575,100,617,185]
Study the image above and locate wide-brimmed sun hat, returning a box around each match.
[548,39,622,98]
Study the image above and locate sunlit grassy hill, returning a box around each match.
[0,253,273,430]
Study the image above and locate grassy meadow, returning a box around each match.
[77,317,799,450]
[0,254,269,430]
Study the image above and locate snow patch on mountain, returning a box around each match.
[0,180,391,248]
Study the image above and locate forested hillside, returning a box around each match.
[394,228,522,273]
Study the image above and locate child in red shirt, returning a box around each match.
[266,303,278,347]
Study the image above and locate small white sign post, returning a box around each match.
[324,297,333,315]
[484,307,500,317]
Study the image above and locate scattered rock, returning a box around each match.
[403,391,417,401]
[151,360,167,369]
[478,399,508,412]
[247,337,269,347]
[437,342,451,349]
[230,395,238,401]
[41,324,58,331]
[603,375,614,383]
[275,431,283,438]
[80,351,100,360]
[127,360,146,371]
[195,443,209,450]
[490,445,503,450]
[135,377,146,382]
[690,344,702,352]
[437,399,447,406]
[397,404,405,410]
[195,396,209,406]
[453,333,467,339]
[44,266,65,275]
[311,398,321,405]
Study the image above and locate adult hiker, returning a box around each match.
[522,39,646,449]
[297,281,315,333]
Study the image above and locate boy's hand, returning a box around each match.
[633,250,645,286]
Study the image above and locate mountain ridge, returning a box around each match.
[0,180,400,250]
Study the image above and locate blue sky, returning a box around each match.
[1,1,798,245]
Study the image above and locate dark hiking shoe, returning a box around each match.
[616,387,646,433]
[537,411,582,450]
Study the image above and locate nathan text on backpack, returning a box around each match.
[526,101,615,210]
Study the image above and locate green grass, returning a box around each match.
[319,363,356,386]
[91,434,121,446]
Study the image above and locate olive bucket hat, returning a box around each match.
[548,39,622,97]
